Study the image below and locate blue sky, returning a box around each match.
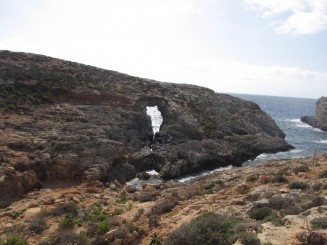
[1,0,327,98]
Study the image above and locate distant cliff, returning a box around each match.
[0,50,293,199]
[301,97,327,132]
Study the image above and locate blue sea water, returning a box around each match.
[232,94,327,165]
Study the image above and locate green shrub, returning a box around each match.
[311,217,327,229]
[271,175,288,184]
[113,208,123,216]
[264,213,288,226]
[59,215,76,229]
[293,165,309,173]
[28,218,48,234]
[46,230,89,245]
[0,235,28,245]
[288,181,309,190]
[10,209,26,219]
[96,220,111,235]
[248,206,273,220]
[149,198,178,216]
[319,170,327,178]
[51,202,77,217]
[89,206,108,222]
[163,212,243,245]
[246,175,259,182]
[239,233,261,245]
[269,195,289,210]
[116,196,127,204]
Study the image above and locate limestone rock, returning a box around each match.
[301,96,327,132]
[0,51,293,200]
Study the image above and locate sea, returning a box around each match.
[134,93,327,183]
[232,94,327,166]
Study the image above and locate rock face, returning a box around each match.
[0,51,293,199]
[301,97,327,132]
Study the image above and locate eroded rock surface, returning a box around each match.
[0,51,293,199]
[301,97,327,132]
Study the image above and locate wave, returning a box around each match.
[285,118,324,132]
[314,140,327,144]
[178,165,232,183]
[243,149,304,166]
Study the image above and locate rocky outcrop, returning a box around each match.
[0,51,293,199]
[301,97,327,132]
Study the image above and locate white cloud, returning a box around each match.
[244,0,327,34]
[136,59,327,98]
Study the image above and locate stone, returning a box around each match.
[113,180,123,189]
[125,185,137,193]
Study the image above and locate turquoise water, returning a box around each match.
[232,94,327,165]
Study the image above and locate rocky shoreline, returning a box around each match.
[0,51,293,200]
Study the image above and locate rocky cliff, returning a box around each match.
[301,97,327,132]
[0,51,293,199]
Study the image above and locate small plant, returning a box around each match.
[46,230,89,245]
[319,170,327,178]
[293,165,309,173]
[311,217,327,229]
[271,174,288,184]
[149,198,178,216]
[246,175,259,182]
[295,231,327,245]
[89,206,108,222]
[10,209,26,219]
[51,202,77,217]
[150,233,163,245]
[113,208,123,216]
[288,181,309,190]
[116,195,127,204]
[163,212,243,245]
[239,232,261,245]
[59,215,76,229]
[28,218,48,234]
[0,235,28,245]
[95,220,111,235]
[248,206,273,220]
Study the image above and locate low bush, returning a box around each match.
[163,212,243,245]
[319,170,327,179]
[248,206,272,220]
[51,202,77,217]
[288,181,309,190]
[311,217,327,229]
[239,233,261,245]
[0,235,28,245]
[246,175,259,182]
[59,215,76,229]
[45,230,89,245]
[149,197,178,216]
[270,174,288,184]
[293,165,309,173]
[295,231,327,245]
[28,218,48,234]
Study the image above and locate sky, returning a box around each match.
[1,0,327,98]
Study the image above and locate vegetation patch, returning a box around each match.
[311,217,327,229]
[319,170,327,178]
[0,235,28,245]
[28,218,48,234]
[295,231,327,245]
[288,181,309,190]
[163,212,244,245]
